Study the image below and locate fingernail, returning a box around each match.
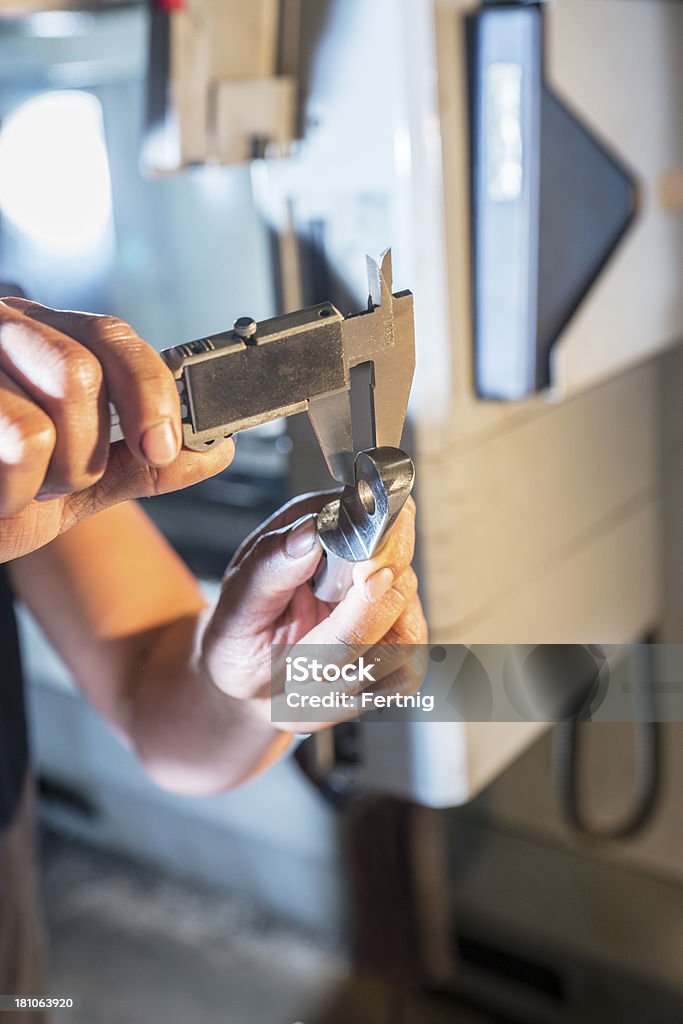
[141,420,178,466]
[285,516,318,558]
[365,567,394,603]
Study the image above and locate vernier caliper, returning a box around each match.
[113,250,416,600]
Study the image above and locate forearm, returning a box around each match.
[10,503,292,795]
[122,611,292,795]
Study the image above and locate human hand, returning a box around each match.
[201,493,428,733]
[0,299,233,561]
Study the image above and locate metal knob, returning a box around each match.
[233,316,257,342]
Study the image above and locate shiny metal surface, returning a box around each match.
[311,447,415,602]
[310,249,415,482]
[233,316,258,341]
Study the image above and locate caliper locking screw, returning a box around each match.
[233,316,258,343]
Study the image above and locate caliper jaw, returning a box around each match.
[306,249,415,484]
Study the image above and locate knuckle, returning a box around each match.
[127,352,172,382]
[400,615,427,646]
[89,318,170,374]
[31,418,57,461]
[396,567,419,599]
[90,318,176,381]
[87,313,132,342]
[332,627,366,651]
[66,351,103,399]
[0,407,56,469]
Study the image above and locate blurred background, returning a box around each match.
[0,0,681,1022]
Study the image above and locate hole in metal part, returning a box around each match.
[318,307,332,318]
[357,479,376,516]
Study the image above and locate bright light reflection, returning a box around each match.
[0,90,112,252]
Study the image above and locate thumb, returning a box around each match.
[213,514,323,636]
[62,438,235,525]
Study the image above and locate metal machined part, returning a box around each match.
[311,447,415,604]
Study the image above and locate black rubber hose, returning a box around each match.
[554,646,661,841]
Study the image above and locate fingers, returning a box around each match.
[351,498,416,600]
[2,299,182,468]
[229,489,338,569]
[358,656,426,705]
[230,491,417,608]
[362,595,430,683]
[0,368,56,516]
[208,515,325,644]
[380,590,429,647]
[269,568,421,711]
[303,565,420,653]
[61,438,235,527]
[0,439,235,562]
[0,303,108,495]
[232,492,417,605]
[277,586,426,709]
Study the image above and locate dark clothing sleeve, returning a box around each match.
[0,565,29,834]
[0,567,45,1017]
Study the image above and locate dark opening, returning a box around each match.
[455,933,565,1002]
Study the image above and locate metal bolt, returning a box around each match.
[233,316,257,342]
